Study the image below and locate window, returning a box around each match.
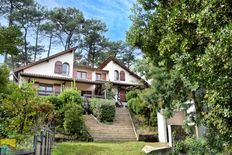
[38,84,53,96]
[96,73,102,80]
[62,63,69,75]
[114,70,119,80]
[81,90,92,97]
[54,61,62,74]
[120,71,125,81]
[77,71,87,80]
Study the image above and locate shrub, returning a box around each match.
[174,137,207,155]
[59,89,83,105]
[46,95,63,109]
[89,98,115,123]
[126,90,138,101]
[63,103,84,135]
[128,96,146,115]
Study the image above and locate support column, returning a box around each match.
[168,125,172,147]
[157,111,167,142]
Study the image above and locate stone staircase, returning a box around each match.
[84,107,137,141]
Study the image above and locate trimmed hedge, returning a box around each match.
[89,98,115,123]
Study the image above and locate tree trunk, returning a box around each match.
[47,33,53,57]
[11,55,15,69]
[91,52,95,68]
[24,27,29,64]
[9,0,14,26]
[34,22,40,62]
[65,34,72,50]
[4,52,7,63]
[87,45,92,66]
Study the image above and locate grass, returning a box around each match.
[52,141,168,155]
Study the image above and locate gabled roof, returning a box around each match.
[14,48,76,73]
[98,56,142,80]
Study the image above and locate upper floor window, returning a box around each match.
[54,61,62,74]
[96,73,102,80]
[114,70,119,80]
[77,71,87,80]
[62,63,69,75]
[120,71,125,81]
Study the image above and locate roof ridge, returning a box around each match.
[14,48,76,72]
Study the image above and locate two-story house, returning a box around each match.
[13,48,145,102]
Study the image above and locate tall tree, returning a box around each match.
[40,21,56,57]
[49,7,84,50]
[0,0,34,63]
[0,25,22,68]
[11,3,37,64]
[117,43,138,68]
[79,19,108,67]
[32,4,46,61]
[127,0,232,153]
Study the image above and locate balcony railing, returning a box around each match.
[83,94,105,99]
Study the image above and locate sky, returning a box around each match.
[0,0,137,63]
[0,0,136,63]
[37,0,136,41]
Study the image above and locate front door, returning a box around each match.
[119,89,126,102]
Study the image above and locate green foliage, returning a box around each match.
[126,89,138,101]
[102,82,115,99]
[49,7,84,50]
[127,89,157,127]
[59,89,83,105]
[0,64,9,95]
[89,98,115,123]
[174,137,207,155]
[46,95,63,109]
[63,103,84,135]
[0,83,54,140]
[127,0,232,151]
[0,25,22,55]
[43,88,84,136]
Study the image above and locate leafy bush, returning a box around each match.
[174,137,207,155]
[0,83,54,140]
[126,89,138,101]
[46,95,63,109]
[89,98,115,123]
[63,103,84,135]
[59,89,83,105]
[127,89,157,127]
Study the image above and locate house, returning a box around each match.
[13,48,145,102]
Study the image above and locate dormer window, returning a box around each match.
[62,63,69,75]
[54,61,62,74]
[114,70,119,80]
[120,71,125,81]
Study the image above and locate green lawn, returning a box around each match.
[52,141,168,155]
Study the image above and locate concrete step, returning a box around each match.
[84,107,136,141]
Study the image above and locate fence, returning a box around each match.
[0,128,54,155]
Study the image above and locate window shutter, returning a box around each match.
[54,61,62,74]
[120,71,125,81]
[87,71,92,80]
[102,73,106,80]
[54,84,61,95]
